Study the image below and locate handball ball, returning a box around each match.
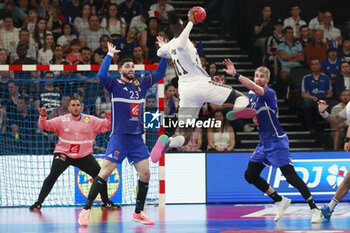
[191,6,206,23]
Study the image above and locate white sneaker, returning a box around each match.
[274,197,291,222]
[311,208,324,223]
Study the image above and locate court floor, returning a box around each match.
[1,203,350,233]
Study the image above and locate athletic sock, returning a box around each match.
[328,198,339,211]
[135,180,149,214]
[169,135,185,148]
[84,176,106,210]
[269,191,282,203]
[307,199,317,210]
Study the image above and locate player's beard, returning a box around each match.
[123,72,134,81]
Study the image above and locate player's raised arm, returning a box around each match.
[98,42,120,88]
[92,110,112,133]
[38,107,59,132]
[156,36,171,59]
[223,59,265,96]
[318,100,347,124]
[176,9,196,48]
[150,57,168,85]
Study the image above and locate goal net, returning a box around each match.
[0,64,160,207]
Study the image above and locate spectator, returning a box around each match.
[49,95,70,118]
[34,71,61,113]
[321,40,342,83]
[0,15,20,53]
[199,55,208,71]
[16,0,30,15]
[73,4,91,35]
[149,0,174,24]
[49,45,68,65]
[10,29,36,63]
[0,2,27,27]
[0,100,6,136]
[334,62,350,98]
[3,81,21,122]
[66,39,83,64]
[80,14,110,51]
[298,25,312,48]
[94,35,110,64]
[57,24,77,52]
[277,26,304,83]
[253,5,274,59]
[283,3,307,38]
[145,94,157,112]
[78,47,94,65]
[330,90,350,150]
[308,6,333,31]
[177,127,202,152]
[129,12,147,35]
[33,17,50,50]
[110,52,120,65]
[265,19,284,77]
[301,58,332,132]
[47,4,62,41]
[115,27,138,58]
[95,90,111,117]
[12,43,36,64]
[304,29,328,67]
[207,110,235,151]
[339,37,350,63]
[64,0,82,21]
[23,7,39,35]
[101,4,127,37]
[207,62,218,79]
[317,11,341,45]
[38,33,55,64]
[140,16,160,62]
[132,45,152,64]
[37,0,50,18]
[118,0,143,24]
[164,84,179,116]
[0,48,9,64]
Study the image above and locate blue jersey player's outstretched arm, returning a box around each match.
[98,43,120,91]
[148,57,168,87]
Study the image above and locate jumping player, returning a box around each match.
[78,42,167,226]
[151,10,253,162]
[223,59,323,223]
[318,99,350,220]
[30,97,119,211]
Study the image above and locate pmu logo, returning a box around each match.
[76,157,120,201]
[267,159,350,194]
[144,110,161,129]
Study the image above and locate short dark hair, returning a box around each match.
[300,25,308,31]
[88,14,99,21]
[283,26,293,34]
[99,34,110,43]
[19,28,30,34]
[310,57,320,63]
[69,96,81,104]
[118,58,133,67]
[81,47,91,52]
[165,84,174,91]
[70,38,80,46]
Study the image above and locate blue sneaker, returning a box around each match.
[321,205,333,221]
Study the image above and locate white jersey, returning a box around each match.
[157,23,210,83]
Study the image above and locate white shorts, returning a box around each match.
[178,80,233,121]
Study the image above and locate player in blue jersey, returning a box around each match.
[78,42,167,227]
[223,59,324,223]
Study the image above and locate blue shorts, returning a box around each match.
[250,136,293,167]
[104,134,150,164]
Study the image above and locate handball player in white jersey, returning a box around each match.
[151,10,254,162]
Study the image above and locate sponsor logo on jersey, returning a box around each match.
[69,144,80,154]
[64,128,69,132]
[130,104,140,116]
[171,49,176,55]
[84,116,90,123]
[77,157,120,201]
[134,80,140,86]
[62,116,70,122]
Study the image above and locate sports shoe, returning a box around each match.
[101,201,121,210]
[78,209,91,227]
[320,205,333,221]
[274,196,291,222]
[131,211,155,225]
[311,208,324,223]
[226,108,256,121]
[29,202,42,211]
[150,135,170,163]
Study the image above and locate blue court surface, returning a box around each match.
[1,203,350,233]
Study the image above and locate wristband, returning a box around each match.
[107,51,114,57]
[344,137,350,143]
[320,111,329,119]
[233,73,240,80]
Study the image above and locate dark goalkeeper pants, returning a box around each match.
[37,153,109,204]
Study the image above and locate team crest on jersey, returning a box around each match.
[114,151,120,157]
[171,49,176,55]
[134,80,140,86]
[84,116,90,123]
[130,104,140,116]
[61,116,70,122]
